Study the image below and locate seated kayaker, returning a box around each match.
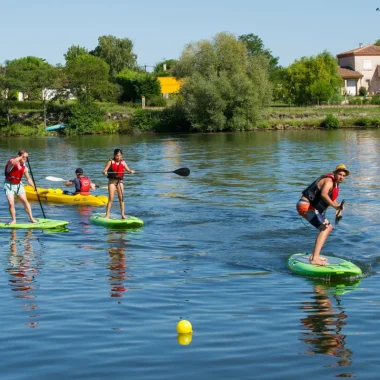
[65,168,96,196]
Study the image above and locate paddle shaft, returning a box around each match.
[108,167,190,177]
[335,199,345,226]
[27,157,46,219]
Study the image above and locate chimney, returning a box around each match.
[359,43,363,48]
[163,63,167,71]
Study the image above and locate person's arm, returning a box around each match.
[90,182,96,190]
[320,178,339,209]
[123,161,135,174]
[65,180,73,187]
[103,159,112,176]
[23,168,37,191]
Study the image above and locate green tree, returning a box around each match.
[153,59,178,76]
[173,32,272,132]
[116,70,161,102]
[285,51,342,105]
[374,39,380,46]
[5,56,60,126]
[90,35,137,78]
[64,45,88,63]
[65,53,112,98]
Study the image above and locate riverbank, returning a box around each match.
[1,103,380,136]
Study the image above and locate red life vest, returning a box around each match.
[107,160,125,180]
[77,176,91,196]
[4,159,26,184]
[326,173,339,201]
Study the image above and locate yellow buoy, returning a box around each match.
[176,320,193,334]
[177,333,192,345]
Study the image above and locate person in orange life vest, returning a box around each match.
[102,149,135,219]
[296,164,349,266]
[65,168,96,195]
[3,150,38,225]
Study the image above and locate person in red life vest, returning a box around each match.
[102,149,135,219]
[296,164,349,265]
[3,150,38,225]
[65,168,96,195]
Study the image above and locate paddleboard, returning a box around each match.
[89,213,144,229]
[0,218,69,229]
[46,124,66,131]
[288,253,362,277]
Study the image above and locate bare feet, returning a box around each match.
[309,256,328,265]
[121,215,128,220]
[6,220,16,226]
[30,218,38,224]
[104,214,110,219]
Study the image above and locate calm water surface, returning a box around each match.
[0,130,380,379]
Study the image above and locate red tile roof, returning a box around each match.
[337,44,380,58]
[338,67,363,79]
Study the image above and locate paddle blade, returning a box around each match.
[46,176,67,182]
[335,199,345,226]
[173,167,190,177]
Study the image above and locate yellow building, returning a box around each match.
[157,77,181,95]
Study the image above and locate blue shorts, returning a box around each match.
[296,200,326,229]
[3,181,25,196]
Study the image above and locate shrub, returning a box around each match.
[146,95,167,107]
[130,108,155,131]
[348,97,362,105]
[359,87,367,96]
[370,95,380,105]
[320,114,339,129]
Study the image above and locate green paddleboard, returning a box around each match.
[89,213,144,229]
[288,253,362,277]
[0,218,69,229]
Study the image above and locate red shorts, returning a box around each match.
[296,200,326,229]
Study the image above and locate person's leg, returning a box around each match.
[105,183,116,218]
[18,194,38,223]
[309,216,333,265]
[6,193,16,224]
[116,183,126,219]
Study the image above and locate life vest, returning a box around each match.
[4,159,26,185]
[76,176,91,196]
[302,173,339,213]
[107,160,124,180]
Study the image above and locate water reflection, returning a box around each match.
[299,281,359,368]
[6,230,40,328]
[107,232,128,298]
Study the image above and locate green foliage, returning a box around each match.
[67,95,104,134]
[359,86,367,96]
[64,45,88,63]
[154,101,191,133]
[320,114,339,129]
[66,53,110,97]
[90,35,137,78]
[374,39,380,46]
[174,32,272,132]
[130,108,155,131]
[116,70,161,102]
[348,97,362,105]
[370,95,380,105]
[146,95,167,107]
[285,51,342,105]
[0,123,45,136]
[153,59,178,76]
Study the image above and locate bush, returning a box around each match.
[359,87,367,96]
[348,97,362,105]
[130,108,155,131]
[146,95,167,107]
[370,95,380,105]
[320,114,339,129]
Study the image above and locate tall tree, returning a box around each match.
[153,59,178,76]
[5,56,60,127]
[173,32,272,132]
[285,51,342,105]
[65,53,111,98]
[64,45,88,63]
[90,35,137,78]
[374,39,380,46]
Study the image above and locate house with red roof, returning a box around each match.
[337,44,380,95]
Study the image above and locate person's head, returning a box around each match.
[75,168,84,176]
[18,150,28,164]
[333,164,349,183]
[113,149,123,162]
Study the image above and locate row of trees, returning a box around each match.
[1,32,370,133]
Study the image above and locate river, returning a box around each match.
[0,130,379,379]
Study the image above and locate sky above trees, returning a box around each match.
[0,0,379,69]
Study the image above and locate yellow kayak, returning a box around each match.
[25,186,108,206]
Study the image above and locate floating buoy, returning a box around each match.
[177,319,192,334]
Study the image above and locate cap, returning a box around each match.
[333,164,350,176]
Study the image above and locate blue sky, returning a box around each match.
[1,0,379,69]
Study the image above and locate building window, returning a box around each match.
[363,60,372,70]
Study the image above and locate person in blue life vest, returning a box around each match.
[102,149,135,219]
[296,164,349,265]
[3,150,38,225]
[65,168,96,195]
